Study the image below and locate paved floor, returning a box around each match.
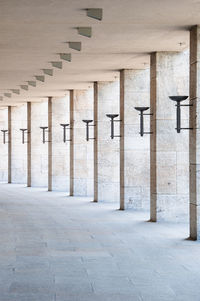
[0,183,200,301]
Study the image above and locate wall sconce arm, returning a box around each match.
[106,114,121,139]
[20,129,28,144]
[1,130,8,144]
[169,96,193,133]
[82,120,95,141]
[40,126,50,143]
[134,107,152,137]
[60,123,72,142]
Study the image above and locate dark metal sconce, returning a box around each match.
[40,126,49,144]
[1,130,8,144]
[134,107,153,137]
[60,124,71,142]
[20,129,28,144]
[82,120,95,141]
[169,96,193,133]
[106,114,121,139]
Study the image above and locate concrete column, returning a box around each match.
[27,102,31,187]
[93,82,98,202]
[0,108,8,182]
[150,51,189,222]
[189,25,200,240]
[73,88,94,196]
[8,106,11,183]
[69,90,74,196]
[121,69,150,210]
[98,81,120,203]
[48,97,52,191]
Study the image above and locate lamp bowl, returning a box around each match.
[134,107,150,112]
[60,123,69,127]
[106,114,119,119]
[82,120,93,123]
[169,96,188,102]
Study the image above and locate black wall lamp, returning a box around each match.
[82,120,95,141]
[1,130,8,144]
[40,127,49,144]
[20,129,28,144]
[169,96,193,133]
[134,107,153,137]
[60,124,71,142]
[106,114,121,139]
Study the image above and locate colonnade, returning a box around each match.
[1,26,200,239]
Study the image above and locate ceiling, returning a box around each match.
[0,0,199,106]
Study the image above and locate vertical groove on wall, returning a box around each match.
[27,102,31,187]
[93,82,98,202]
[150,53,157,222]
[120,70,125,210]
[69,90,74,196]
[8,106,11,183]
[48,97,52,191]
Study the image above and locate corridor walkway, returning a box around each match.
[0,183,199,301]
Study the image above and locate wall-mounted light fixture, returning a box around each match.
[20,129,28,144]
[82,120,95,141]
[40,127,49,144]
[134,107,153,137]
[106,114,121,139]
[1,130,8,144]
[169,96,193,133]
[60,124,71,142]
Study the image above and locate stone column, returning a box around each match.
[69,90,74,196]
[8,106,11,183]
[150,51,189,222]
[94,82,98,202]
[98,81,120,203]
[48,97,52,191]
[27,102,31,187]
[189,25,200,240]
[120,69,150,210]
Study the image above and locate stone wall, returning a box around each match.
[98,81,120,202]
[123,69,150,210]
[11,105,27,184]
[52,95,70,192]
[0,108,8,182]
[73,89,94,196]
[31,101,48,187]
[150,50,189,222]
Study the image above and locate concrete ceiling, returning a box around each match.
[0,0,199,106]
